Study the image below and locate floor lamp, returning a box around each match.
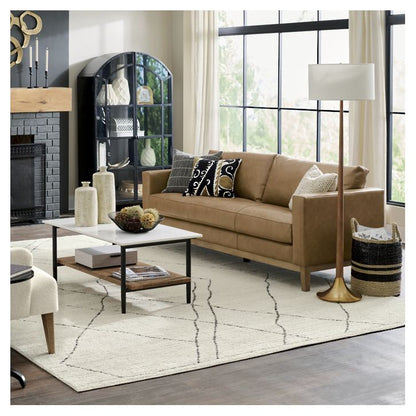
[308,63,375,303]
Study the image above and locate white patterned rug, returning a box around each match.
[11,235,405,392]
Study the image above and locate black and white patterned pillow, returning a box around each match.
[162,149,223,193]
[183,158,242,198]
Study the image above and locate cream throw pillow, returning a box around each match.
[288,165,338,210]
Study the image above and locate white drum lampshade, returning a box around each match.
[308,63,375,101]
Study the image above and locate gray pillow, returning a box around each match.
[163,149,223,193]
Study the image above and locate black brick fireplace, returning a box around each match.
[10,112,61,221]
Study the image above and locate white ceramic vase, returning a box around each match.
[140,138,156,167]
[74,181,98,227]
[112,64,130,105]
[97,84,118,106]
[92,166,116,224]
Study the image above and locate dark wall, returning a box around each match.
[10,10,70,213]
[11,10,69,88]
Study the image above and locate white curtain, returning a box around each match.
[348,11,386,189]
[183,11,219,154]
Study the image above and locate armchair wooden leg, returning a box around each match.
[300,268,311,292]
[41,313,55,354]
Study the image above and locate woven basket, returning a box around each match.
[350,218,402,297]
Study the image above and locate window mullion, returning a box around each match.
[385,11,393,202]
[242,11,247,152]
[277,11,282,154]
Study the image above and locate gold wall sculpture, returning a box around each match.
[10,11,43,68]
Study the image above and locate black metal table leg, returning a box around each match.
[52,226,58,280]
[11,368,26,388]
[186,240,191,304]
[121,247,126,314]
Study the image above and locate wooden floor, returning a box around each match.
[10,223,405,405]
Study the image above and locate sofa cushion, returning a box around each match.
[148,193,258,232]
[163,149,223,193]
[210,150,277,201]
[288,165,337,210]
[235,203,293,244]
[183,158,242,198]
[237,234,293,263]
[262,155,369,207]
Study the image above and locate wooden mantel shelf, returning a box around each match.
[10,87,72,113]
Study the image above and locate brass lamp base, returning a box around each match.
[317,276,362,303]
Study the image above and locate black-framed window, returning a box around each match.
[386,11,405,206]
[218,11,349,164]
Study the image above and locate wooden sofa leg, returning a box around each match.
[41,313,55,354]
[300,268,310,292]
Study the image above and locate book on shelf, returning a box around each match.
[112,265,170,281]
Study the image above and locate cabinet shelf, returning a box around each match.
[78,52,173,206]
[97,134,173,141]
[97,103,172,109]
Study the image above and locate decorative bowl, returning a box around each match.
[108,212,163,233]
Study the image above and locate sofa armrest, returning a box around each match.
[142,169,171,208]
[291,187,384,267]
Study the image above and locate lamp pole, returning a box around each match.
[316,99,361,303]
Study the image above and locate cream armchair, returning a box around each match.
[11,247,59,354]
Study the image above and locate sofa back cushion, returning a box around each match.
[262,155,369,207]
[210,151,277,201]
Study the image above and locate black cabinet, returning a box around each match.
[77,52,173,205]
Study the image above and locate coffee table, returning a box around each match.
[43,218,202,313]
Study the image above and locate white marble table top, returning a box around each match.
[43,217,202,247]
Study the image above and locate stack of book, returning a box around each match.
[112,265,169,281]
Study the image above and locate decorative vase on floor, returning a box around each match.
[74,182,98,227]
[92,166,116,224]
[96,84,117,106]
[112,64,130,105]
[140,138,156,167]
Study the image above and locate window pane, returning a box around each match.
[219,35,243,106]
[392,24,405,113]
[217,11,243,27]
[391,114,405,203]
[246,10,278,25]
[246,108,277,153]
[282,32,316,109]
[320,29,349,111]
[219,106,243,151]
[280,10,317,23]
[246,34,278,107]
[320,111,349,165]
[320,11,348,20]
[281,110,316,159]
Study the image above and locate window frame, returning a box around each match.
[385,11,405,207]
[218,11,349,159]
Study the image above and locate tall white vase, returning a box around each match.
[140,138,156,167]
[92,166,116,224]
[112,64,130,105]
[74,182,98,227]
[97,84,118,106]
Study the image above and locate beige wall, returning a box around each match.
[68,10,184,209]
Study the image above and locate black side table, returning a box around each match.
[11,266,34,389]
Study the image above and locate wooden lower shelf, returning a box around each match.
[57,256,190,291]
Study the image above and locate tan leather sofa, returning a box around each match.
[143,151,384,291]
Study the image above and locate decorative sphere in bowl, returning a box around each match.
[108,211,163,233]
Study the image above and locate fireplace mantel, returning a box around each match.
[10,87,72,113]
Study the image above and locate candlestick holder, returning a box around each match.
[34,61,39,88]
[28,67,33,88]
[44,70,49,88]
